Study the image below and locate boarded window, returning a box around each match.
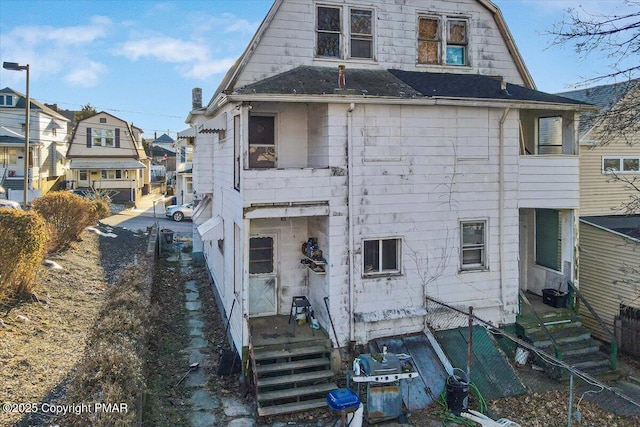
[317,6,341,57]
[461,221,486,269]
[350,9,372,59]
[248,115,275,169]
[418,17,440,64]
[363,238,400,275]
[249,237,274,274]
[536,209,561,271]
[538,117,563,154]
[446,20,467,65]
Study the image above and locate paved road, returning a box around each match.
[101,196,193,234]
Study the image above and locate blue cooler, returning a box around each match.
[327,388,360,412]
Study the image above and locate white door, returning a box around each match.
[78,170,90,187]
[248,235,277,316]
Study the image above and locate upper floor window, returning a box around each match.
[316,5,374,60]
[603,156,640,174]
[248,115,275,169]
[93,128,115,147]
[418,16,468,66]
[538,117,563,154]
[0,95,14,106]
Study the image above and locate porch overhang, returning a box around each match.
[69,159,147,170]
[198,113,227,133]
[243,202,329,219]
[197,215,223,241]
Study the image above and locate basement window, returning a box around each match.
[363,238,401,276]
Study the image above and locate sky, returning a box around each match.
[0,0,634,140]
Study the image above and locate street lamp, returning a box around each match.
[3,61,30,208]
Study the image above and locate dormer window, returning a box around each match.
[0,95,14,106]
[316,5,375,60]
[418,15,469,66]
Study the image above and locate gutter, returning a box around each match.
[226,93,595,111]
[347,102,356,344]
[499,107,510,312]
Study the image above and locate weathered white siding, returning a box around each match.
[237,0,526,89]
[579,221,640,342]
[518,156,580,209]
[580,142,640,216]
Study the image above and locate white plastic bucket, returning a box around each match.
[515,347,529,366]
[346,403,363,427]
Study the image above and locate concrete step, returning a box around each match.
[257,398,327,417]
[257,382,337,403]
[256,357,330,375]
[257,369,334,388]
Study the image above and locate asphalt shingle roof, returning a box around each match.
[233,66,589,106]
[581,215,640,240]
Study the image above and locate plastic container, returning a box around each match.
[542,288,568,308]
[446,369,469,415]
[160,229,174,244]
[327,388,360,412]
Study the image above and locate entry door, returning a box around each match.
[78,170,90,187]
[248,235,277,316]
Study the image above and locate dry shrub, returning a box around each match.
[31,191,98,251]
[93,199,111,219]
[0,209,48,302]
[59,265,151,427]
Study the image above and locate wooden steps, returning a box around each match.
[252,337,336,417]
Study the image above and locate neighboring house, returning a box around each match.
[559,80,640,351]
[174,131,194,204]
[0,87,70,202]
[145,144,176,183]
[186,0,589,379]
[66,111,150,203]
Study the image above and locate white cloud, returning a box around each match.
[118,36,237,80]
[63,61,107,88]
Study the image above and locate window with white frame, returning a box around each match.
[418,15,468,66]
[602,156,640,174]
[0,148,18,165]
[93,128,115,147]
[460,221,486,270]
[101,170,123,179]
[249,236,274,274]
[0,95,14,106]
[363,238,401,276]
[316,5,374,60]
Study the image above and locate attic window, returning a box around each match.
[418,15,469,66]
[0,95,14,106]
[317,6,341,57]
[100,118,107,124]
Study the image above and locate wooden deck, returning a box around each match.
[249,315,330,348]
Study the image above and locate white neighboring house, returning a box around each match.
[186,0,590,361]
[0,87,69,202]
[66,111,150,203]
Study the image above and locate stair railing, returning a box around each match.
[519,290,563,360]
[567,282,618,370]
[247,316,259,399]
[1,167,8,188]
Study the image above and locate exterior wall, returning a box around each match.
[580,141,640,216]
[237,0,526,89]
[579,221,640,342]
[68,112,139,157]
[518,156,580,209]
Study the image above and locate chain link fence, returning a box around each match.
[424,295,640,426]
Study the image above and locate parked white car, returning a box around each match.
[0,199,22,210]
[166,202,194,222]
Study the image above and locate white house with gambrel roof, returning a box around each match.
[66,111,150,203]
[185,0,591,392]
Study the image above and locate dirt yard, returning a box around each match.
[1,223,639,427]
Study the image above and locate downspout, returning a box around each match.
[347,102,355,343]
[499,107,510,312]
